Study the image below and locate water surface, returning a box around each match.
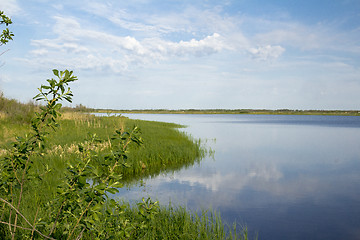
[116,114,360,240]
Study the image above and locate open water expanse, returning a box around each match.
[115,114,360,240]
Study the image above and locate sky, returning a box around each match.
[0,0,360,110]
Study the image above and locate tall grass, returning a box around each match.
[120,119,206,182]
[87,201,253,240]
[21,114,206,182]
[132,207,246,240]
[1,112,254,239]
[1,112,207,207]
[0,91,37,123]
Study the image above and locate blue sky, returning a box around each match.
[0,0,360,110]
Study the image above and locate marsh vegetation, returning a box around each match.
[0,70,251,239]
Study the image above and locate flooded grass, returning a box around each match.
[120,203,253,240]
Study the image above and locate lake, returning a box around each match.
[115,114,360,240]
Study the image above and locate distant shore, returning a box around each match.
[90,109,360,116]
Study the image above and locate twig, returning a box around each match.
[67,199,93,240]
[48,200,66,236]
[31,207,39,238]
[0,220,34,231]
[0,197,55,240]
[75,227,85,240]
[13,152,32,237]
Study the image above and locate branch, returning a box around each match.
[0,197,55,240]
[67,199,93,240]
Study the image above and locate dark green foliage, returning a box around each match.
[0,10,14,46]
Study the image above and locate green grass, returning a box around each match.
[1,112,206,198]
[15,113,206,182]
[0,110,253,239]
[118,204,252,240]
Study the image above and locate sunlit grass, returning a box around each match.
[1,112,252,239]
[1,112,206,206]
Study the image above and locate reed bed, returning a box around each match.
[1,112,206,204]
[115,203,252,240]
[1,112,253,239]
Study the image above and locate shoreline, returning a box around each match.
[89,109,360,116]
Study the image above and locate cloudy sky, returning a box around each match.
[0,0,360,110]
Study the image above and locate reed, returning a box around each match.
[0,112,206,208]
[1,112,252,239]
[113,202,253,240]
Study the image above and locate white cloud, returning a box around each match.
[147,33,229,57]
[23,15,230,73]
[248,17,360,54]
[81,2,159,34]
[0,0,21,16]
[248,45,285,60]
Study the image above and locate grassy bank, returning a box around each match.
[32,113,206,182]
[0,112,206,197]
[1,111,252,239]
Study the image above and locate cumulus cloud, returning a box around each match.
[248,45,285,60]
[23,15,229,73]
[145,33,228,58]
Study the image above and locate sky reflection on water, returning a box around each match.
[114,114,360,240]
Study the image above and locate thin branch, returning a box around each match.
[0,197,55,240]
[67,199,93,240]
[0,221,55,239]
[1,202,5,219]
[0,220,34,231]
[75,227,85,240]
[9,186,14,234]
[48,199,66,236]
[31,207,39,238]
[10,156,21,184]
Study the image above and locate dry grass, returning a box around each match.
[47,140,112,157]
[59,112,126,129]
[0,111,7,119]
[59,112,93,120]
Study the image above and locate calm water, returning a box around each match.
[115,114,360,240]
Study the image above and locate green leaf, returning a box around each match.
[64,70,70,79]
[92,212,100,222]
[106,187,119,194]
[78,176,87,186]
[92,203,103,211]
[110,181,123,188]
[54,103,62,110]
[96,183,107,190]
[53,69,59,77]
